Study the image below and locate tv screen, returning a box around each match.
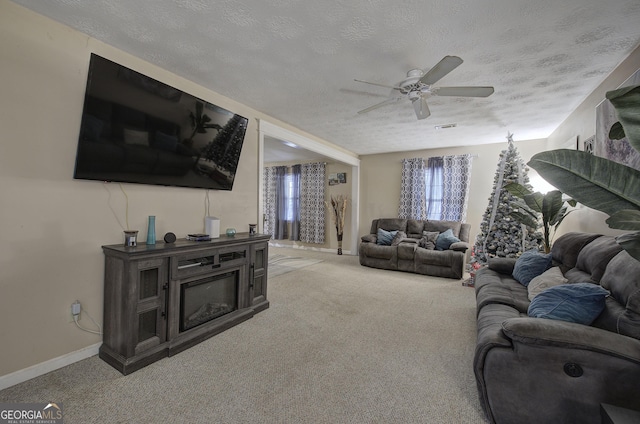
[74,54,248,190]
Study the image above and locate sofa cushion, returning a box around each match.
[593,251,640,340]
[513,250,552,286]
[527,267,568,301]
[436,229,460,251]
[376,228,397,245]
[475,268,531,314]
[391,231,407,246]
[372,218,407,233]
[551,232,602,273]
[528,283,609,325]
[565,236,623,284]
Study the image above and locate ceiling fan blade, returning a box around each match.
[357,97,401,114]
[354,79,401,90]
[419,55,463,86]
[432,86,495,97]
[340,88,389,98]
[412,97,430,120]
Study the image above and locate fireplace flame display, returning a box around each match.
[180,271,238,332]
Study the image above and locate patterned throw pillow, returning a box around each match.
[528,283,609,325]
[376,228,398,246]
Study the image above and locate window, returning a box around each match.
[284,173,298,221]
[425,157,444,220]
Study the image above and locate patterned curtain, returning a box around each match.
[398,158,427,219]
[274,166,288,239]
[289,164,301,241]
[441,154,473,221]
[300,162,325,244]
[263,166,277,237]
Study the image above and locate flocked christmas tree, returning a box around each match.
[468,134,541,277]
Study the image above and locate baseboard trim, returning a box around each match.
[0,343,101,391]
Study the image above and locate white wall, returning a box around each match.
[0,0,357,379]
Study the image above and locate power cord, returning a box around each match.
[72,302,103,335]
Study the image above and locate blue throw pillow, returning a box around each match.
[435,228,460,251]
[528,283,609,325]
[376,228,398,246]
[513,249,552,286]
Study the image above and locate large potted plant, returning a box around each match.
[504,183,576,253]
[528,84,640,260]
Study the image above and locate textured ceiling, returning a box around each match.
[14,0,640,157]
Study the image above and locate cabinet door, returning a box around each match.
[134,258,168,354]
[250,241,269,309]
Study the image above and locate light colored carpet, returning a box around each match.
[268,254,323,277]
[0,247,487,423]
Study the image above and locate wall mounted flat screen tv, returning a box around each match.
[74,54,248,190]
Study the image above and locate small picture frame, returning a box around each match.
[337,172,347,184]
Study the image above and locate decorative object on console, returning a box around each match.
[205,216,220,238]
[226,228,237,237]
[124,230,138,247]
[249,224,257,235]
[146,215,156,245]
[163,232,176,243]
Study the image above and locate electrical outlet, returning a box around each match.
[69,301,81,323]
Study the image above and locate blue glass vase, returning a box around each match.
[146,216,156,245]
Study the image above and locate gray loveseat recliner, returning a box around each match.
[473,232,640,424]
[359,218,470,279]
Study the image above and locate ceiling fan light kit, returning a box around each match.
[355,55,494,120]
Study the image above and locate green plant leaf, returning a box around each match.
[541,190,563,225]
[509,210,539,229]
[523,192,544,214]
[616,232,640,262]
[608,121,626,140]
[528,149,640,217]
[606,85,640,153]
[504,182,532,198]
[606,210,640,231]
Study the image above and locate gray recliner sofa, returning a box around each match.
[473,232,640,424]
[359,218,471,279]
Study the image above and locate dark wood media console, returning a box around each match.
[100,233,269,374]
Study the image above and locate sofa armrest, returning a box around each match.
[361,234,377,243]
[487,257,517,275]
[502,317,640,363]
[449,241,469,252]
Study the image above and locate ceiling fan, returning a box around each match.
[354,55,494,120]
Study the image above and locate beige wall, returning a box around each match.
[0,1,356,377]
